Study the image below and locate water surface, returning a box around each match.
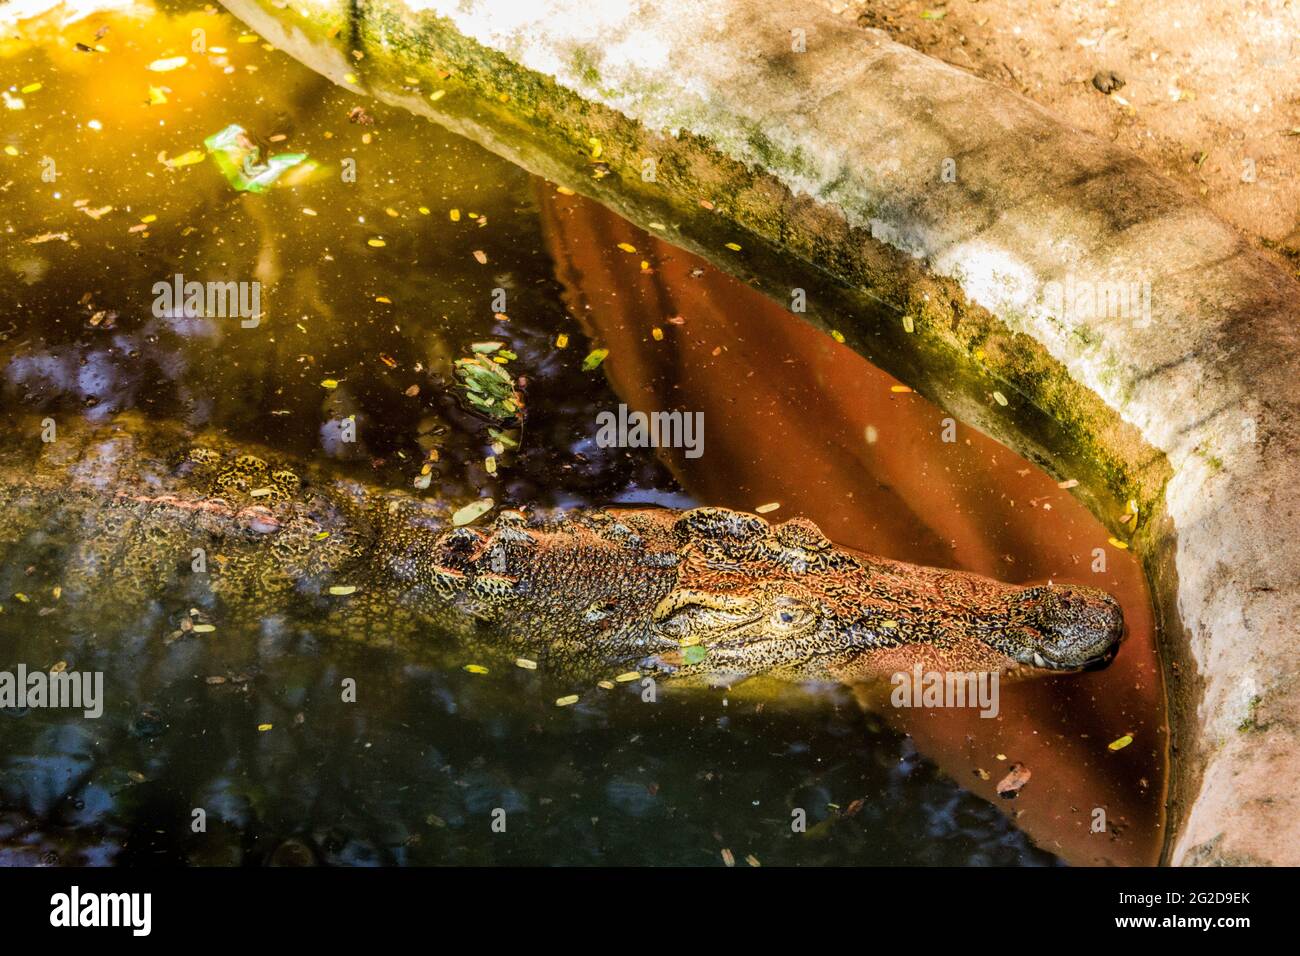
[0,0,1164,865]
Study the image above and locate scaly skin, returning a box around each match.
[0,414,1124,685]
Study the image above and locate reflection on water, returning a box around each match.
[0,0,1161,865]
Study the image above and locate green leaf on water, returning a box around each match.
[454,353,523,423]
[581,348,609,371]
[452,498,495,527]
[203,124,309,193]
[681,645,709,665]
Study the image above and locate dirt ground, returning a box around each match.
[825,0,1300,269]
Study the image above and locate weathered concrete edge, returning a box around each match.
[218,0,1300,865]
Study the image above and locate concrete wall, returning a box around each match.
[221,0,1300,865]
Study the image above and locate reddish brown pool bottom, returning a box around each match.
[539,187,1167,866]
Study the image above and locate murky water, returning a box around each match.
[0,1,1164,865]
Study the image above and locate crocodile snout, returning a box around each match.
[1010,585,1125,671]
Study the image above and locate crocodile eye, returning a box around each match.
[769,598,813,632]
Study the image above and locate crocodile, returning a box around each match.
[0,413,1123,687]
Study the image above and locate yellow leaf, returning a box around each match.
[148,56,188,72]
[556,694,580,707]
[164,149,205,168]
[1108,734,1133,751]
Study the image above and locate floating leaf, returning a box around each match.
[203,124,308,193]
[164,149,205,168]
[681,645,709,665]
[329,585,357,596]
[454,353,523,423]
[148,56,188,72]
[452,498,494,527]
[581,348,609,371]
[995,762,1031,798]
[1108,734,1134,751]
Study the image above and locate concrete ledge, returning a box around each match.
[220,0,1300,864]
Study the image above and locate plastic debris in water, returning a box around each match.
[203,124,309,193]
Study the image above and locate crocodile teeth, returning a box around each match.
[1032,652,1047,668]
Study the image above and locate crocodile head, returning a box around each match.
[642,508,1124,684]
